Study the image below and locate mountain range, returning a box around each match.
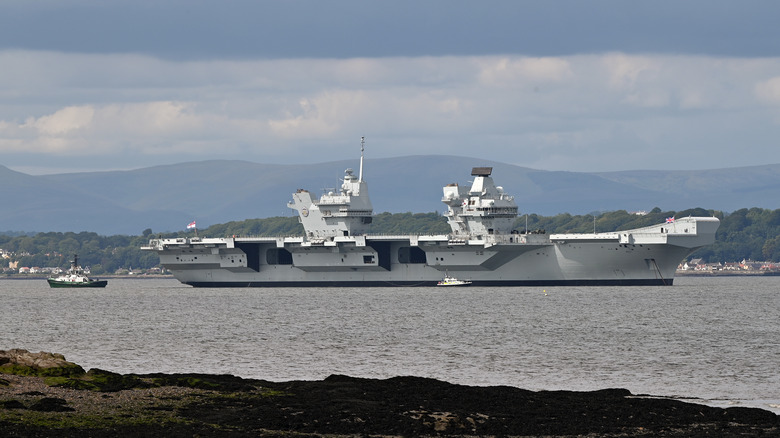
[2,156,779,235]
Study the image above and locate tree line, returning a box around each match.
[2,207,779,273]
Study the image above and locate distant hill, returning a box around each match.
[594,164,780,212]
[2,158,779,235]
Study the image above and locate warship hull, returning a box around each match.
[145,216,719,287]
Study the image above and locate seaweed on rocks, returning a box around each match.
[174,374,780,437]
[1,353,779,437]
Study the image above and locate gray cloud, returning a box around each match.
[2,51,779,174]
[3,1,779,59]
[1,1,779,174]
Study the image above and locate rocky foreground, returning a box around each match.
[1,349,778,437]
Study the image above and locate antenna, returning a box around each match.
[358,136,365,182]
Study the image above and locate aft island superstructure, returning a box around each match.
[143,144,719,287]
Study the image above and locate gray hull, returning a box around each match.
[146,217,719,287]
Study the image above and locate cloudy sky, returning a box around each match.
[1,0,779,175]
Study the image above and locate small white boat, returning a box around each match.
[437,274,472,286]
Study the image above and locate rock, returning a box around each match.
[2,352,779,436]
[0,349,85,377]
[1,349,68,368]
[28,397,74,412]
[0,399,26,409]
[175,374,780,436]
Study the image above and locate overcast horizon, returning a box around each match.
[2,0,780,175]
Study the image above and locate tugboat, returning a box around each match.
[47,255,107,288]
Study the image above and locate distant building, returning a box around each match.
[682,258,704,270]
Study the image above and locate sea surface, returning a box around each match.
[2,276,779,414]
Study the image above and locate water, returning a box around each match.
[2,276,778,414]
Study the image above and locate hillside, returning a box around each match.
[2,158,780,235]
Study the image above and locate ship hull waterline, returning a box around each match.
[182,279,673,287]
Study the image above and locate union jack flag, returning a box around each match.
[665,217,675,223]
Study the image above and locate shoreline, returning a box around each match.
[2,350,778,437]
[0,274,174,280]
[675,270,780,277]
[4,271,780,281]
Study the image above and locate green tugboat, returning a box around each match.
[47,255,107,288]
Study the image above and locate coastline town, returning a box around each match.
[0,249,166,277]
[677,258,780,275]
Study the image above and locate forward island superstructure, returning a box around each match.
[143,142,720,287]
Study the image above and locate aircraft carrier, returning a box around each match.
[142,141,720,287]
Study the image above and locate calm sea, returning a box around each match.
[2,276,778,414]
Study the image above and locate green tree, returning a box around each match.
[762,236,780,261]
[58,237,81,258]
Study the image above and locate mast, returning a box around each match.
[358,136,365,183]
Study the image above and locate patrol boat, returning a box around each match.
[142,142,719,287]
